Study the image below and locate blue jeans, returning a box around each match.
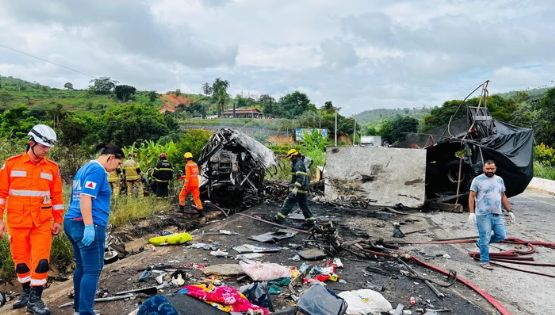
[476,213,506,263]
[64,219,106,315]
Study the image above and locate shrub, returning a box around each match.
[533,161,555,180]
[534,143,555,167]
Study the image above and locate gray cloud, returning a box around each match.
[0,0,554,115]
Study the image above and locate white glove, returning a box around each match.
[468,213,476,225]
[508,212,515,223]
[291,187,298,195]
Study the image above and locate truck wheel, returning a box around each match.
[446,160,467,185]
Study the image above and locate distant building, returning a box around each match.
[222,108,263,118]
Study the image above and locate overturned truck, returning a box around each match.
[325,87,534,208]
[425,105,534,200]
[197,128,278,206]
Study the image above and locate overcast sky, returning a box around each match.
[1,0,554,115]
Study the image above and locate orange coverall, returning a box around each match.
[178,160,203,210]
[0,153,64,286]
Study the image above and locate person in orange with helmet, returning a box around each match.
[0,124,64,315]
[178,152,203,216]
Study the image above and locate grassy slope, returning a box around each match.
[0,75,164,112]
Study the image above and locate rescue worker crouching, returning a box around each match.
[275,149,316,227]
[178,152,204,216]
[121,153,143,198]
[0,124,63,315]
[152,153,174,197]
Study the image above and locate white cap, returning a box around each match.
[28,124,57,147]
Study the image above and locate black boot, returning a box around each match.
[12,282,30,309]
[27,286,50,315]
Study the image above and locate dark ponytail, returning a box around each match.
[96,144,125,159]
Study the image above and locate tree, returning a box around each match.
[101,104,175,146]
[0,105,39,138]
[537,88,555,146]
[63,82,73,90]
[421,100,466,132]
[212,78,229,117]
[322,101,335,113]
[276,91,316,118]
[236,94,256,108]
[148,91,158,102]
[380,116,419,144]
[89,77,118,95]
[259,94,276,115]
[114,85,137,102]
[202,82,213,96]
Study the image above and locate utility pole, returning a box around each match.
[334,110,338,146]
[353,119,356,146]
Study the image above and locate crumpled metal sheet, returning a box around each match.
[249,229,298,243]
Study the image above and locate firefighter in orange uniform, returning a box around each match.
[178,152,203,216]
[0,124,63,315]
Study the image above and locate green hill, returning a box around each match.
[0,75,163,113]
[354,107,431,125]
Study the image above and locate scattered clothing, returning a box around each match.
[179,283,269,314]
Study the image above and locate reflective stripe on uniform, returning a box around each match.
[10,170,27,177]
[277,212,287,219]
[40,172,53,181]
[30,278,47,286]
[53,204,64,210]
[17,276,31,283]
[295,171,308,176]
[8,189,50,197]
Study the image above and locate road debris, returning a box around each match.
[148,232,193,246]
[233,244,282,254]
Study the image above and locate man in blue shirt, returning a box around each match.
[66,160,112,226]
[468,160,515,270]
[64,144,123,315]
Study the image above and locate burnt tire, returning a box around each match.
[445,160,468,186]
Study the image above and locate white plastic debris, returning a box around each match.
[338,289,393,315]
[209,249,229,257]
[333,258,344,268]
[239,261,291,281]
[235,253,265,261]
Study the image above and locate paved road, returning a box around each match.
[417,188,555,315]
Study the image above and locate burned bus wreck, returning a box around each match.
[197,128,278,206]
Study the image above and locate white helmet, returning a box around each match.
[28,124,57,147]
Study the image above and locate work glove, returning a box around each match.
[291,187,298,196]
[508,212,516,223]
[81,224,96,247]
[467,213,476,225]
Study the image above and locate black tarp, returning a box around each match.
[472,120,534,197]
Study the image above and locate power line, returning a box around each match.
[0,43,96,79]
